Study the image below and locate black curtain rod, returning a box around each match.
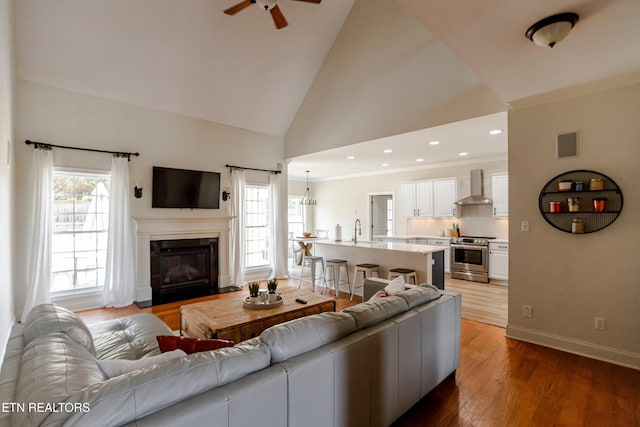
[225,164,281,174]
[25,140,140,161]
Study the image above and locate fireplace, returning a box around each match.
[150,238,218,305]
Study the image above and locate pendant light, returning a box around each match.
[300,171,317,206]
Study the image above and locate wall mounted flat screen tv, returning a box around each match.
[152,166,220,209]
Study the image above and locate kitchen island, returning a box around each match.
[314,240,445,292]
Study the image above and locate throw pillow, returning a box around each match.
[384,275,405,295]
[156,335,235,354]
[97,349,187,378]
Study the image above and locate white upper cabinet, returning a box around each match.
[401,181,433,217]
[416,181,434,217]
[401,178,456,217]
[400,182,418,217]
[492,173,509,217]
[433,179,457,218]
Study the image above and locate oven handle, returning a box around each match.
[451,244,488,250]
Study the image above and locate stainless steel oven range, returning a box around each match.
[450,236,494,283]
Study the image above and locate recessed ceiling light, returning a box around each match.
[416,158,424,162]
[383,149,392,153]
[381,163,389,167]
[489,129,503,135]
[458,152,468,156]
[429,140,440,145]
[346,155,355,160]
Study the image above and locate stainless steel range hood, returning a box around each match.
[455,169,493,205]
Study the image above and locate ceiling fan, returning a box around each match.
[224,0,321,30]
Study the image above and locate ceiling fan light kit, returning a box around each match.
[224,0,321,30]
[525,12,579,48]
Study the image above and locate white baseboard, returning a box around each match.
[506,325,640,371]
[52,290,104,312]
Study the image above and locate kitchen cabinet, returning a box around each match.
[427,238,450,273]
[433,179,458,217]
[400,181,433,217]
[489,241,508,283]
[492,173,509,217]
[401,178,456,218]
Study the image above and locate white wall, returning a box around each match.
[306,160,508,242]
[13,80,285,318]
[284,0,504,159]
[506,75,640,369]
[0,0,15,361]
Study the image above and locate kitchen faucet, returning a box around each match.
[354,219,362,244]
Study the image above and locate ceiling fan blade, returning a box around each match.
[291,0,322,3]
[270,4,288,29]
[224,0,254,15]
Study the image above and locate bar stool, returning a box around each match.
[299,256,326,293]
[351,263,379,301]
[324,259,350,298]
[388,268,417,285]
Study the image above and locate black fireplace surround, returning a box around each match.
[150,237,218,305]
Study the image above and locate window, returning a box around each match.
[288,196,304,236]
[244,185,270,268]
[51,171,110,293]
[387,198,394,233]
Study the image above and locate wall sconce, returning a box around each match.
[222,191,231,201]
[134,186,143,198]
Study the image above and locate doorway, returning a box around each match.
[369,193,394,240]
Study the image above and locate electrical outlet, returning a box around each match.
[522,305,533,318]
[594,317,606,330]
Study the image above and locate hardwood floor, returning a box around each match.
[76,279,640,427]
[445,277,508,328]
[393,320,640,427]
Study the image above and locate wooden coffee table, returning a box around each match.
[180,287,336,342]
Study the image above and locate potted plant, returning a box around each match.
[267,279,278,302]
[248,282,260,303]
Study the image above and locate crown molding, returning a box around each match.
[507,70,640,111]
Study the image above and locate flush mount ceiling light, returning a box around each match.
[300,170,317,206]
[526,12,579,48]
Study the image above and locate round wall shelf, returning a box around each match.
[538,170,623,234]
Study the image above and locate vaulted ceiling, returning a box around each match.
[15,0,640,179]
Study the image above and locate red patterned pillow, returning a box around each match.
[156,335,234,354]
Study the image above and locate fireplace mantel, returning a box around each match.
[133,217,233,302]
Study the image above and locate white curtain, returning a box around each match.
[103,155,135,307]
[269,173,286,279]
[230,169,246,287]
[22,146,53,321]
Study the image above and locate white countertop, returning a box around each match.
[315,240,446,255]
[374,234,450,240]
[375,234,509,243]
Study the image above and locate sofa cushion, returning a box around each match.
[156,335,234,354]
[260,312,357,363]
[384,276,405,295]
[88,313,174,360]
[397,285,442,309]
[13,333,106,427]
[41,339,272,426]
[342,296,409,330]
[23,303,96,355]
[97,349,187,378]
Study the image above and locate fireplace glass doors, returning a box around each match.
[151,238,218,305]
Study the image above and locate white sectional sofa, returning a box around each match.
[0,283,460,427]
